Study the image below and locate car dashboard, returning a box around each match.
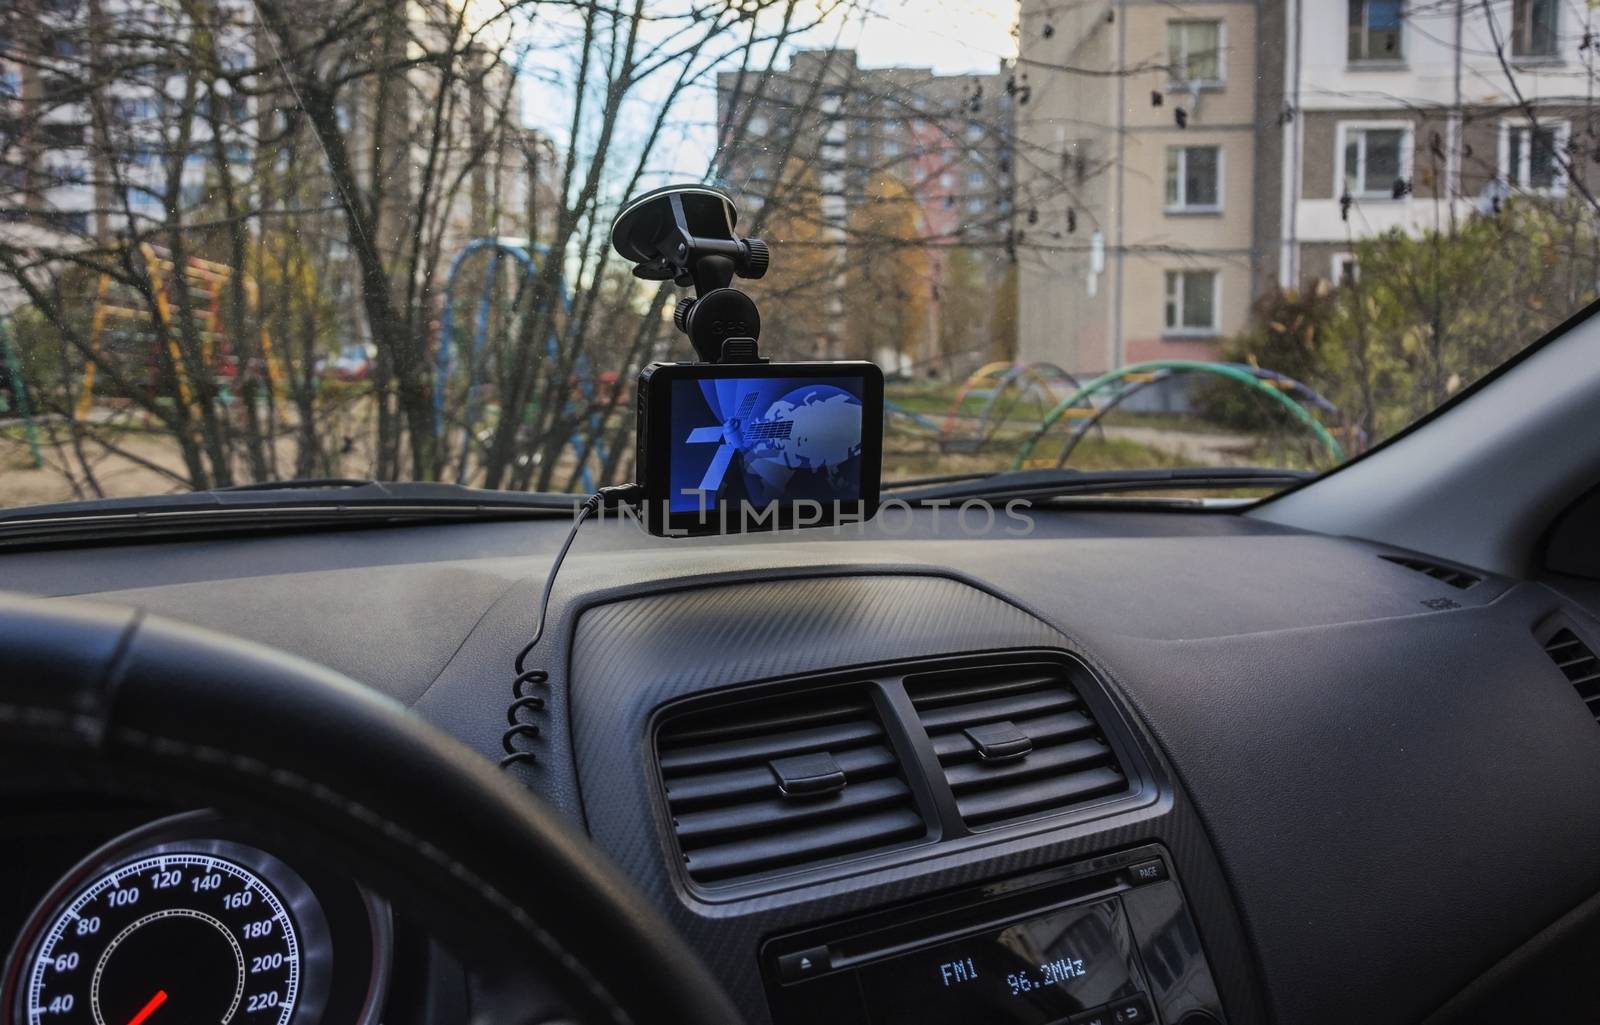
[4,506,1600,1025]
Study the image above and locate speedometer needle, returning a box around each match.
[125,990,168,1025]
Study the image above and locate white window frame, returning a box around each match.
[1498,118,1569,195]
[1163,269,1221,336]
[1331,252,1359,285]
[1348,0,1405,63]
[1167,19,1226,89]
[1165,144,1224,213]
[1510,0,1560,59]
[1336,120,1414,199]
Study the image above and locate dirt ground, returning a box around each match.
[2,423,190,507]
[1,401,1264,510]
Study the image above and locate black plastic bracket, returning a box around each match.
[716,338,767,364]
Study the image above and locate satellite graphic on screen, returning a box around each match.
[671,378,864,512]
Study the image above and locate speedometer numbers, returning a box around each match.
[24,853,301,1025]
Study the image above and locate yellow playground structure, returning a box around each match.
[78,243,285,420]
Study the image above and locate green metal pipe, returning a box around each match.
[1010,360,1345,470]
[0,317,42,469]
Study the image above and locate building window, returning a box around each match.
[883,139,901,157]
[747,115,768,137]
[966,170,985,188]
[965,196,985,214]
[1168,20,1223,86]
[44,33,81,61]
[1341,123,1411,197]
[965,123,984,142]
[1500,120,1568,192]
[1164,270,1219,334]
[1348,0,1403,62]
[1511,0,1558,58]
[1165,145,1221,211]
[1332,253,1358,285]
[38,121,84,148]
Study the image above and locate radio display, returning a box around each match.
[853,898,1143,1025]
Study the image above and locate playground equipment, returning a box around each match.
[433,237,605,488]
[0,316,42,468]
[938,361,1086,452]
[80,243,285,420]
[1010,360,1351,471]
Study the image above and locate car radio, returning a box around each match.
[760,846,1225,1025]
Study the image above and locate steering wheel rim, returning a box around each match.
[0,592,744,1025]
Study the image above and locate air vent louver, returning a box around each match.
[1381,554,1481,589]
[656,686,925,884]
[908,664,1129,828]
[1544,628,1600,723]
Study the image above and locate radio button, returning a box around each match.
[1108,995,1153,1023]
[1068,1009,1112,1025]
[776,945,832,982]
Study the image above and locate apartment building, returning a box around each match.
[1274,0,1593,288]
[0,0,532,256]
[0,0,257,237]
[716,49,1017,368]
[1016,0,1262,374]
[1017,0,1592,378]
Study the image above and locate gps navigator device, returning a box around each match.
[634,360,883,537]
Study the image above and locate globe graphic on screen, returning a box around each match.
[740,384,863,503]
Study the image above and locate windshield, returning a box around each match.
[0,0,1590,509]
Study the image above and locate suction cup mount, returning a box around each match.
[610,185,769,363]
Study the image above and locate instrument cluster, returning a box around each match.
[3,811,389,1025]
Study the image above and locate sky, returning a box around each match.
[825,0,1017,75]
[517,0,1020,187]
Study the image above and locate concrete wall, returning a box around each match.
[1251,0,1287,299]
[1017,0,1260,374]
[1014,0,1120,373]
[1119,0,1258,365]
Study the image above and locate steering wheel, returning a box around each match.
[0,592,744,1025]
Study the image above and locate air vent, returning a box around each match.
[1544,628,1600,723]
[907,663,1129,829]
[1381,554,1481,589]
[656,686,926,885]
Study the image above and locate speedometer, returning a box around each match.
[24,850,302,1025]
[3,816,359,1025]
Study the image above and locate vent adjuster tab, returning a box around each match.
[964,720,1033,763]
[770,752,848,798]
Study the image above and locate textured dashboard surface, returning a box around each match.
[1094,583,1600,1024]
[4,509,1600,1025]
[568,572,1264,1025]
